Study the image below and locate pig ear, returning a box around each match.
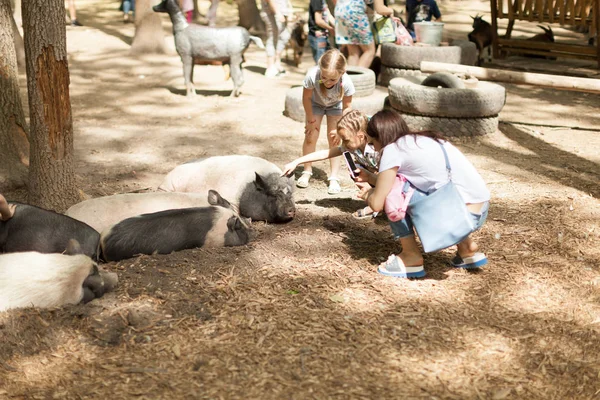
[208,189,232,209]
[65,239,83,255]
[254,173,268,192]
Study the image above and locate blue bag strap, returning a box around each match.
[438,142,452,181]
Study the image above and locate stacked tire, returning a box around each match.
[284,66,387,122]
[388,73,506,136]
[379,40,478,87]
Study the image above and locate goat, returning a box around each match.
[153,0,265,97]
[468,15,493,66]
[285,17,307,67]
[525,25,556,59]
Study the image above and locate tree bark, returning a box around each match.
[22,0,78,211]
[236,0,264,33]
[131,0,167,55]
[9,0,25,68]
[0,0,29,191]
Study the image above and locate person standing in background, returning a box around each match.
[121,0,135,23]
[334,0,394,68]
[308,0,335,64]
[260,0,293,78]
[67,0,82,26]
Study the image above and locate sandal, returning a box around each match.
[296,171,312,188]
[352,206,374,220]
[378,255,425,278]
[327,177,341,195]
[451,252,487,269]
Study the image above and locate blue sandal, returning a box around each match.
[377,255,425,278]
[451,252,488,269]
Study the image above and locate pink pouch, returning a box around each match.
[394,19,414,46]
[384,174,415,222]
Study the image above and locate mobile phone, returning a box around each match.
[343,151,359,179]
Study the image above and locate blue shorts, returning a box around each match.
[390,190,489,240]
[312,102,343,116]
[309,33,331,64]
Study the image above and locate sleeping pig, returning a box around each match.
[0,194,100,260]
[0,240,118,312]
[66,192,211,233]
[158,155,295,223]
[100,190,250,262]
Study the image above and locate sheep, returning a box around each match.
[152,0,265,97]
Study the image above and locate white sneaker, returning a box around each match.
[264,66,279,78]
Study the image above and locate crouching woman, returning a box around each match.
[356,110,490,278]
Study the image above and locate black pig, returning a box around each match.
[100,190,250,262]
[0,194,100,260]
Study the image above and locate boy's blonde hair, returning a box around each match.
[337,109,369,138]
[318,49,347,100]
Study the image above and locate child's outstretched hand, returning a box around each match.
[281,162,298,177]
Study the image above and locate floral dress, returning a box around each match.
[335,0,374,45]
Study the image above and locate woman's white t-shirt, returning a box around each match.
[378,135,490,204]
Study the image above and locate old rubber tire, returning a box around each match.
[388,75,506,118]
[449,39,478,67]
[398,112,498,136]
[421,72,465,88]
[346,66,376,97]
[381,43,464,70]
[378,66,424,87]
[283,86,388,123]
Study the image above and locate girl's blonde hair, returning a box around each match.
[318,49,347,100]
[337,109,369,138]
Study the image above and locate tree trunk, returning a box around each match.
[22,0,78,211]
[131,0,167,55]
[9,0,24,68]
[0,0,29,191]
[236,0,264,33]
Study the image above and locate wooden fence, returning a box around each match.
[490,0,600,66]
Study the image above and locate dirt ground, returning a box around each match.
[2,0,600,398]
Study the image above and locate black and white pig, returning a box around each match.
[158,155,296,223]
[0,241,118,312]
[66,192,212,233]
[0,194,100,260]
[100,190,250,262]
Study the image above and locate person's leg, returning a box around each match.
[123,0,131,22]
[207,0,218,27]
[314,35,329,63]
[260,12,277,76]
[301,113,325,174]
[68,0,82,26]
[326,114,341,193]
[357,42,375,68]
[452,201,489,268]
[308,34,319,64]
[275,19,291,73]
[346,44,360,66]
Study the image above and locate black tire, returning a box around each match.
[388,75,506,118]
[381,43,464,70]
[398,112,499,136]
[346,66,376,97]
[283,86,388,123]
[378,66,424,87]
[421,72,465,88]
